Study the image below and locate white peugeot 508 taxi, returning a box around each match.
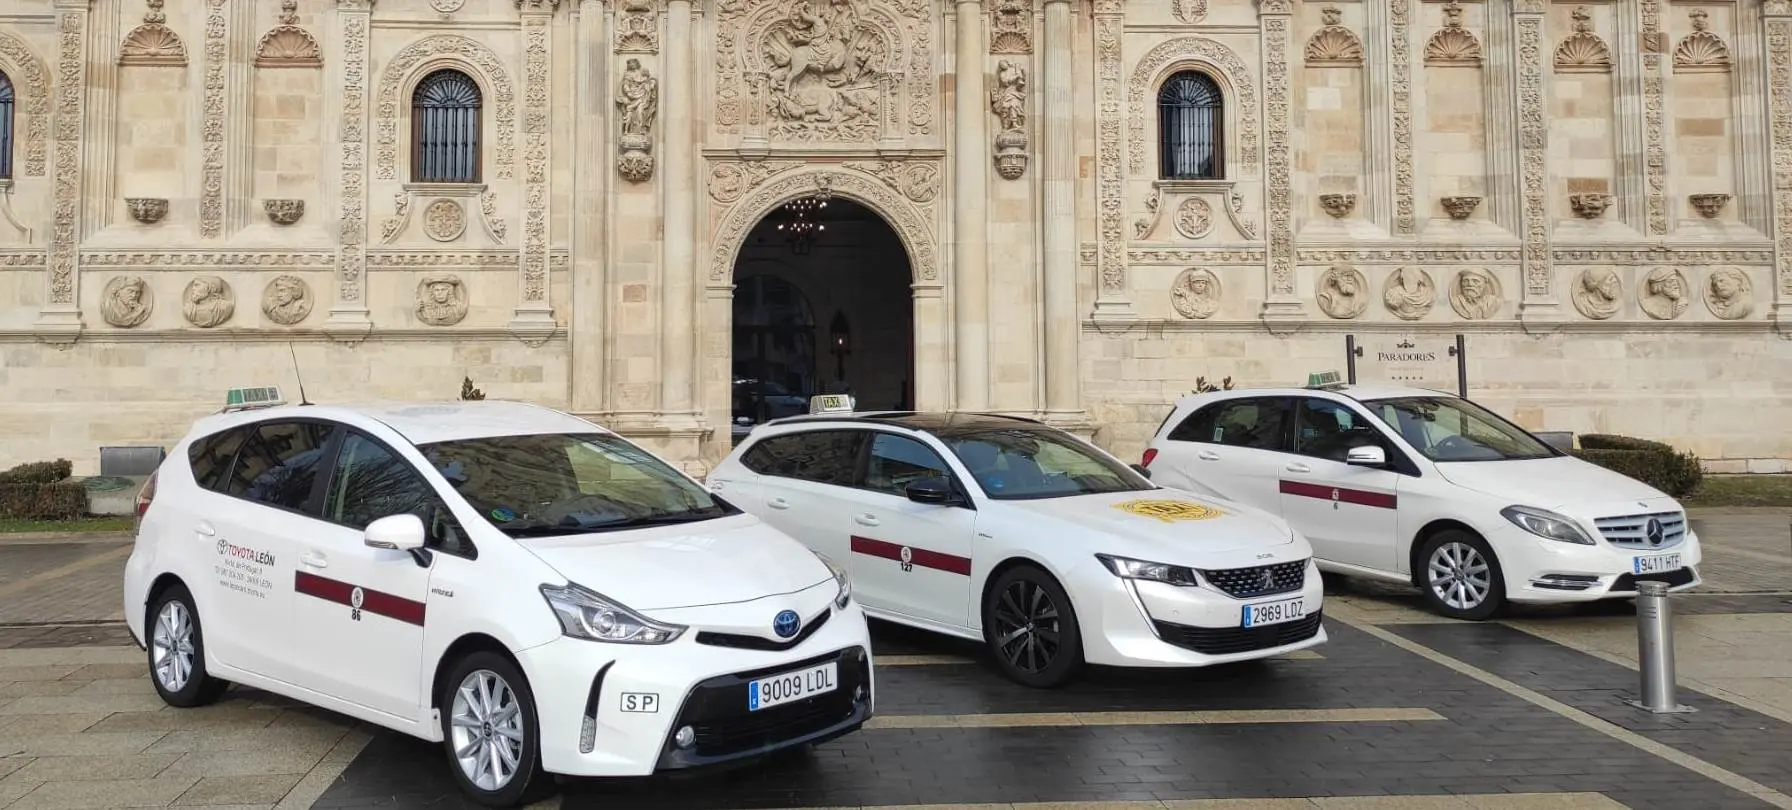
[122,392,872,807]
[707,411,1326,689]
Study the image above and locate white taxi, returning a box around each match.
[122,391,872,807]
[1141,379,1703,621]
[707,411,1326,688]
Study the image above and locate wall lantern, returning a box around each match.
[829,310,851,380]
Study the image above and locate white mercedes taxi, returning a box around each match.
[122,390,872,807]
[707,409,1326,689]
[1140,378,1703,621]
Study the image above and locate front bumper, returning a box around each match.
[1490,522,1705,603]
[1075,557,1327,667]
[514,601,875,778]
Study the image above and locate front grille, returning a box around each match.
[1197,560,1306,599]
[666,646,870,759]
[1153,611,1323,656]
[1594,511,1686,550]
[695,608,831,652]
[1610,567,1697,593]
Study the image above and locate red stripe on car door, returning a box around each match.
[294,571,427,626]
[850,535,972,576]
[1279,479,1398,510]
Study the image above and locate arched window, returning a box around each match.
[1158,70,1224,181]
[410,69,482,184]
[0,70,15,181]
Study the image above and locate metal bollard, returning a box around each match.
[1626,581,1697,714]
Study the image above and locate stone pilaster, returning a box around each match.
[1639,0,1668,237]
[953,0,990,409]
[659,0,702,427]
[1737,2,1778,237]
[1362,0,1395,232]
[1765,0,1792,332]
[1088,0,1131,322]
[198,0,229,238]
[225,0,255,235]
[1386,0,1414,237]
[79,0,116,237]
[1481,1,1520,231]
[511,0,559,344]
[326,0,375,341]
[1513,0,1560,327]
[1258,0,1304,326]
[35,0,94,341]
[571,0,608,413]
[1040,0,1080,419]
[1612,2,1648,235]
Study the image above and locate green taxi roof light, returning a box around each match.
[223,386,286,412]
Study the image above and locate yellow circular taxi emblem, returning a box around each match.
[1114,499,1225,523]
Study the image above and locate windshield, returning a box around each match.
[416,432,737,537]
[940,427,1155,500]
[1360,396,1558,462]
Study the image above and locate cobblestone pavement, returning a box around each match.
[0,509,1788,810]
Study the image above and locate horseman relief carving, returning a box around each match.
[752,0,898,142]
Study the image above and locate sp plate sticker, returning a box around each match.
[620,692,659,713]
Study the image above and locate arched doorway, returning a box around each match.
[729,196,915,443]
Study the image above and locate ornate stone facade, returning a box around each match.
[0,0,1788,475]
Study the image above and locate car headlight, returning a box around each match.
[1500,505,1595,545]
[1096,553,1200,587]
[539,583,685,644]
[813,550,852,609]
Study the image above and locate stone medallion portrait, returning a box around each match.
[416,274,469,327]
[182,276,236,328]
[1382,266,1435,321]
[1703,267,1753,320]
[261,275,314,326]
[1169,267,1220,320]
[1316,263,1368,319]
[101,276,153,328]
[1639,266,1690,321]
[1572,267,1622,320]
[1448,269,1502,320]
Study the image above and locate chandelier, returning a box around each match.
[776,192,830,255]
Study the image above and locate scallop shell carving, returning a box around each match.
[1425,28,1483,66]
[1674,32,1731,73]
[255,26,322,68]
[1554,33,1612,73]
[1305,27,1364,67]
[118,24,188,67]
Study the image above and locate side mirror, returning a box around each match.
[1345,445,1387,467]
[904,476,957,506]
[365,513,427,552]
[1130,463,1152,479]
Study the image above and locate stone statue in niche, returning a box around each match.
[1638,266,1690,321]
[1448,269,1502,320]
[1382,266,1436,321]
[1703,267,1753,320]
[416,274,469,327]
[182,276,236,328]
[1315,263,1368,320]
[990,59,1029,180]
[1571,267,1622,320]
[616,58,658,183]
[1169,268,1220,320]
[101,276,153,328]
[261,275,313,326]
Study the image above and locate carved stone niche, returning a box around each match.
[1569,193,1612,220]
[264,199,305,225]
[1689,193,1731,219]
[617,57,657,183]
[119,0,189,68]
[256,1,323,69]
[1554,5,1613,74]
[1424,1,1483,67]
[1674,8,1732,74]
[1319,194,1356,219]
[1305,6,1365,68]
[1441,196,1481,221]
[126,198,168,225]
[990,60,1029,181]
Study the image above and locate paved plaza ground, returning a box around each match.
[1,509,1789,810]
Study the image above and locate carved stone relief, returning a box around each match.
[1175,197,1214,240]
[1263,8,1295,297]
[1643,0,1667,236]
[1095,7,1126,301]
[1571,267,1621,319]
[1690,193,1731,219]
[1770,12,1792,305]
[101,276,153,328]
[1705,267,1753,320]
[1320,194,1355,219]
[1391,0,1415,235]
[1517,9,1550,297]
[1305,6,1363,67]
[46,8,87,308]
[709,168,938,283]
[264,199,305,225]
[990,60,1029,181]
[1134,187,1162,240]
[841,160,940,203]
[416,274,469,326]
[616,0,660,54]
[1424,1,1482,67]
[1315,263,1368,319]
[1127,38,1260,175]
[0,32,49,177]
[182,275,235,328]
[1171,0,1208,25]
[709,160,803,204]
[256,0,323,69]
[1639,266,1690,320]
[519,8,551,307]
[1169,268,1220,320]
[1554,6,1612,73]
[119,0,188,67]
[199,0,228,239]
[1383,266,1436,321]
[617,58,658,183]
[1570,193,1612,219]
[336,6,371,310]
[430,0,466,16]
[424,199,468,242]
[262,275,313,325]
[989,0,1032,54]
[1442,196,1481,220]
[1449,269,1502,320]
[126,198,168,225]
[375,37,516,182]
[1674,9,1731,73]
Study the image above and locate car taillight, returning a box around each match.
[133,473,157,532]
[1140,448,1158,468]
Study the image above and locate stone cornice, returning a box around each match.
[1078,319,1781,335]
[1,327,567,345]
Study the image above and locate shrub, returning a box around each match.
[0,459,73,485]
[1570,435,1704,500]
[0,482,88,520]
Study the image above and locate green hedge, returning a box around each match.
[1569,435,1704,499]
[0,459,73,485]
[0,459,89,520]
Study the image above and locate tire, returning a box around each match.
[982,564,1084,688]
[1416,529,1506,621]
[145,582,229,708]
[438,651,555,808]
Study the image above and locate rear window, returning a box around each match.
[186,427,248,491]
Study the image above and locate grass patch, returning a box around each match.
[0,515,135,535]
[1685,474,1792,508]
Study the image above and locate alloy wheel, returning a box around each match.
[150,600,195,693]
[449,669,527,792]
[991,579,1062,674]
[1427,540,1492,611]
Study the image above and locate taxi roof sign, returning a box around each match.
[222,386,286,412]
[1304,371,1345,389]
[809,393,855,414]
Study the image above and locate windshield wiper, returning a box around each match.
[504,511,723,537]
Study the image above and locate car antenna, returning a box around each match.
[288,342,313,406]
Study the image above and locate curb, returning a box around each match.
[0,531,133,545]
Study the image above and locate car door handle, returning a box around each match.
[193,522,215,537]
[1285,462,1311,473]
[767,497,790,510]
[301,552,328,569]
[1197,451,1221,461]
[854,513,879,527]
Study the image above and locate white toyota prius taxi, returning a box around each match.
[707,409,1326,689]
[122,390,872,807]
[1140,377,1703,621]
